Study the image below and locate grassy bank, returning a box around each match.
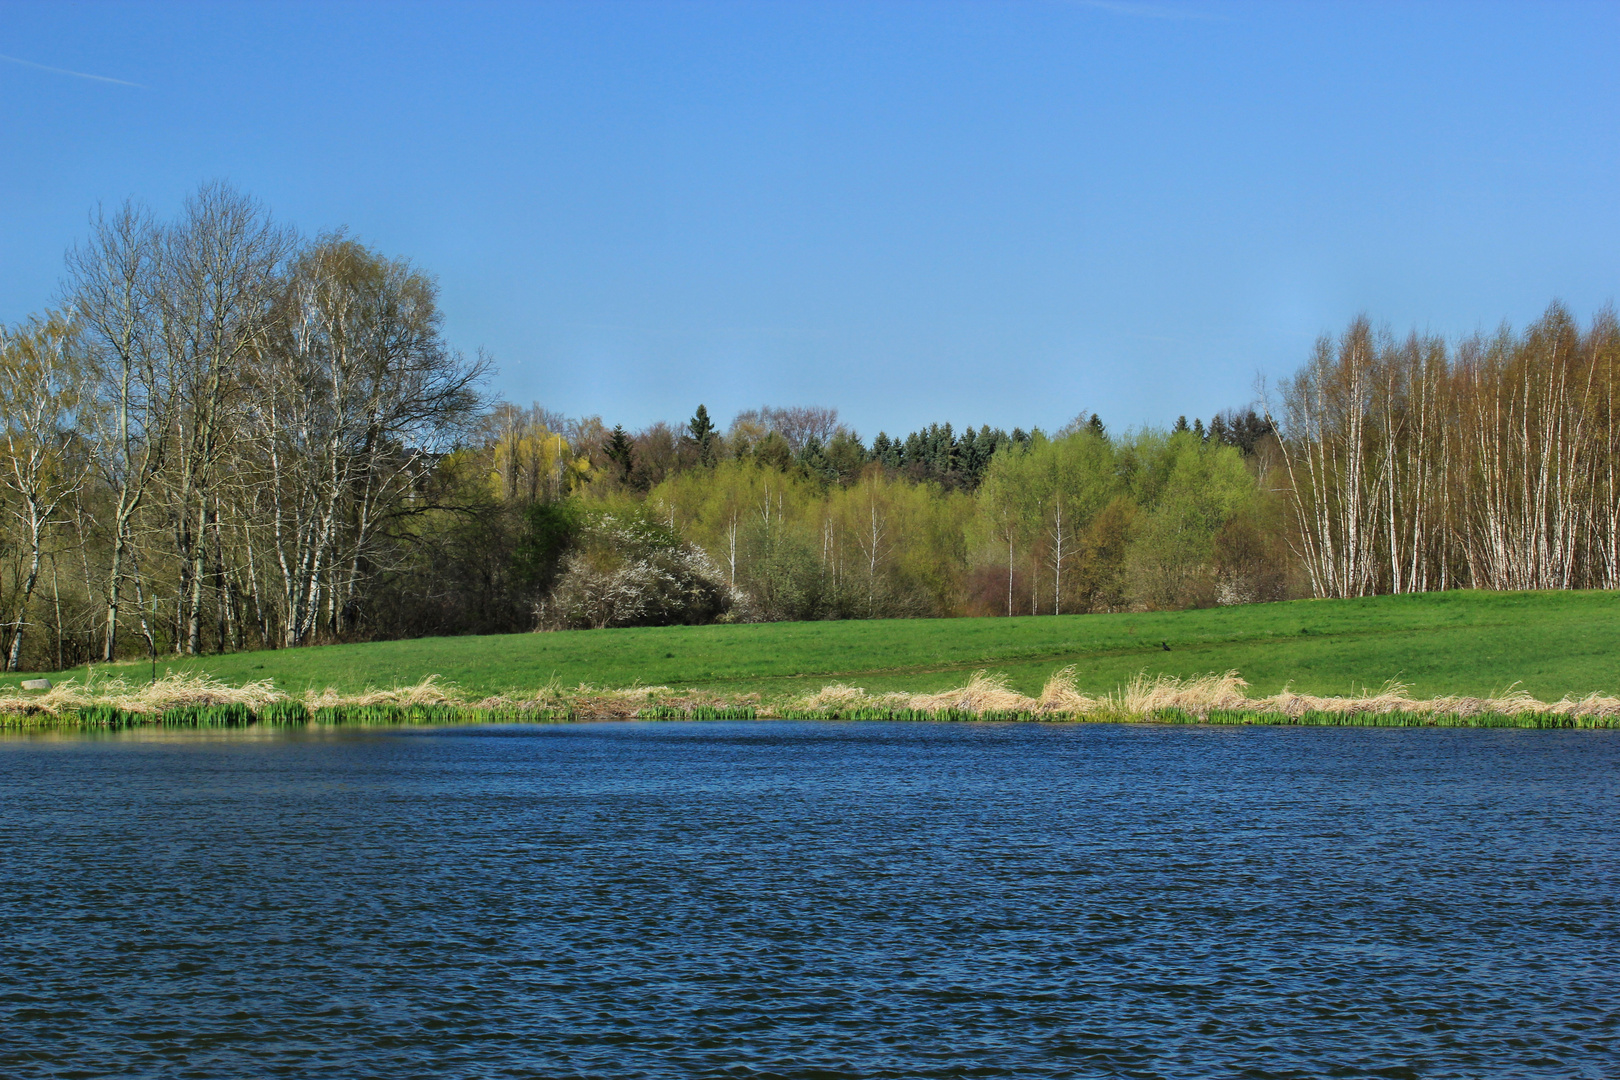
[1,590,1618,730]
[9,590,1620,702]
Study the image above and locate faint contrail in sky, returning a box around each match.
[0,52,145,88]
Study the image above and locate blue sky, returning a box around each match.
[2,1,1616,438]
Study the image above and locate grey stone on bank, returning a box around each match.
[20,679,51,690]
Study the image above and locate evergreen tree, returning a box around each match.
[825,430,870,484]
[798,435,834,483]
[962,425,1007,488]
[1086,413,1106,438]
[871,432,896,466]
[1208,408,1274,455]
[686,404,718,465]
[903,430,925,466]
[604,424,634,483]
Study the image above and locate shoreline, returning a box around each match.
[3,669,1619,731]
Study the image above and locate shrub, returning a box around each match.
[542,505,740,629]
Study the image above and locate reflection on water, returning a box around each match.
[2,722,1616,1078]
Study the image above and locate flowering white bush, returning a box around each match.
[543,511,746,629]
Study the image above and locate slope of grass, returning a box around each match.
[9,590,1618,703]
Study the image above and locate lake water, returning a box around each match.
[2,721,1616,1079]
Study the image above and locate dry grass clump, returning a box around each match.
[1035,666,1106,713]
[1269,680,1407,717]
[520,676,580,711]
[303,674,467,710]
[1542,691,1620,718]
[794,682,879,711]
[568,683,680,719]
[570,685,674,719]
[1110,670,1252,716]
[789,667,1100,716]
[787,683,922,713]
[906,670,1034,713]
[0,670,283,717]
[646,688,757,711]
[463,676,595,713]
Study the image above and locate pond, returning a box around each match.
[2,721,1616,1078]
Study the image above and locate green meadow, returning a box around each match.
[12,590,1618,704]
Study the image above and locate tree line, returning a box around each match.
[1,185,484,667]
[0,184,1611,667]
[1276,306,1620,596]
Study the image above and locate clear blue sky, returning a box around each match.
[2,1,1616,438]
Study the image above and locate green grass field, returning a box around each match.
[11,590,1618,703]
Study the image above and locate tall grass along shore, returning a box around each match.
[4,668,1619,731]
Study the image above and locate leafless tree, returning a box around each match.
[732,405,844,454]
[154,182,295,653]
[250,235,484,645]
[1271,319,1384,598]
[67,200,172,660]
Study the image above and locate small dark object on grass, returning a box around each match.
[1161,641,1171,652]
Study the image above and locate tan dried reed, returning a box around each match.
[0,671,282,716]
[7,663,1619,726]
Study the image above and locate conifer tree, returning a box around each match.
[871,432,894,465]
[605,424,634,482]
[687,404,718,465]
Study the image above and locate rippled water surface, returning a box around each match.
[2,722,1617,1079]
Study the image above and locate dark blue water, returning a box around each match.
[1,722,1616,1079]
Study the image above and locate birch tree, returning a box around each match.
[1272,319,1384,598]
[68,201,172,660]
[251,236,483,645]
[0,315,88,669]
[975,445,1034,616]
[155,182,293,653]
